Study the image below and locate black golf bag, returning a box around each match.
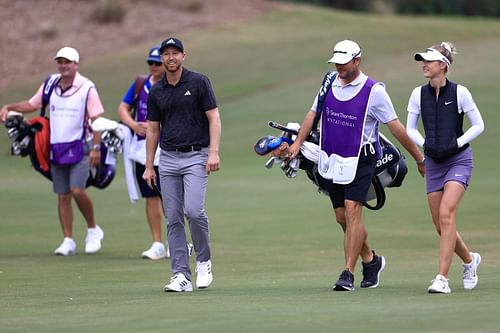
[255,122,408,210]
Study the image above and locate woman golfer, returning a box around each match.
[406,41,485,294]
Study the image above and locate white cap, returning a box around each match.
[54,47,80,63]
[414,48,451,66]
[327,40,362,64]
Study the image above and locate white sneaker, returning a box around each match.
[85,225,104,254]
[196,259,213,289]
[164,272,193,292]
[54,237,76,256]
[463,252,481,290]
[428,274,451,294]
[142,242,170,260]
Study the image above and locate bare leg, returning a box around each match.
[343,200,367,272]
[427,181,468,277]
[58,192,73,237]
[146,196,163,242]
[334,207,372,264]
[71,187,96,228]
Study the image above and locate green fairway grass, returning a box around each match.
[1,5,500,333]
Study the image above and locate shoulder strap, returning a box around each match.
[131,75,148,118]
[41,74,61,117]
[312,71,337,131]
[134,75,148,100]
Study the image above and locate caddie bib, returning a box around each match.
[129,80,160,165]
[318,77,376,184]
[135,83,150,137]
[49,80,93,165]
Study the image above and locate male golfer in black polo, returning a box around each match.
[143,37,221,292]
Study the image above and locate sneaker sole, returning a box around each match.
[197,283,212,289]
[142,255,169,260]
[164,287,193,292]
[428,288,450,294]
[333,285,355,291]
[85,246,102,255]
[361,256,386,289]
[196,277,213,289]
[54,251,76,256]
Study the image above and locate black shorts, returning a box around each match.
[134,162,161,198]
[318,148,377,209]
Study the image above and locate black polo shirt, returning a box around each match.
[147,67,217,150]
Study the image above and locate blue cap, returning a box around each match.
[159,37,184,54]
[146,46,161,62]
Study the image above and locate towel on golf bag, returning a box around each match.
[255,122,408,210]
[4,114,118,189]
[27,116,51,179]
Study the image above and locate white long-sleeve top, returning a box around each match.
[406,84,484,148]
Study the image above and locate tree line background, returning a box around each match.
[284,0,500,17]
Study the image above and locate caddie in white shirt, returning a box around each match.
[288,40,424,291]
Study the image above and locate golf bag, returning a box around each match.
[4,112,121,189]
[5,113,51,180]
[254,122,408,210]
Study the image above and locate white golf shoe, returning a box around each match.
[54,237,76,256]
[463,252,481,290]
[196,259,213,289]
[142,242,170,260]
[164,272,193,292]
[85,225,104,254]
[428,274,451,294]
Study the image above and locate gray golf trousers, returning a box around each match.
[159,148,211,281]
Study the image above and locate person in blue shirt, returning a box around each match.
[118,45,168,260]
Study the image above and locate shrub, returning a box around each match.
[90,0,126,24]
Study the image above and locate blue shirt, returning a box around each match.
[122,75,153,106]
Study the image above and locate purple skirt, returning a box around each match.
[425,146,473,193]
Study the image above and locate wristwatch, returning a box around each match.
[91,144,101,151]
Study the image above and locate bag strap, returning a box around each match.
[364,177,386,210]
[312,71,337,131]
[131,75,148,119]
[40,74,61,117]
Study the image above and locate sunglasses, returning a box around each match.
[147,61,163,66]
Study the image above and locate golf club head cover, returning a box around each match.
[254,135,277,155]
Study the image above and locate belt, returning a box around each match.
[166,145,203,152]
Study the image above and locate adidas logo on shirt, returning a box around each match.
[184,90,191,96]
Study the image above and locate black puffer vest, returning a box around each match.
[420,80,468,162]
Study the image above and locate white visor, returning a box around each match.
[414,48,450,66]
